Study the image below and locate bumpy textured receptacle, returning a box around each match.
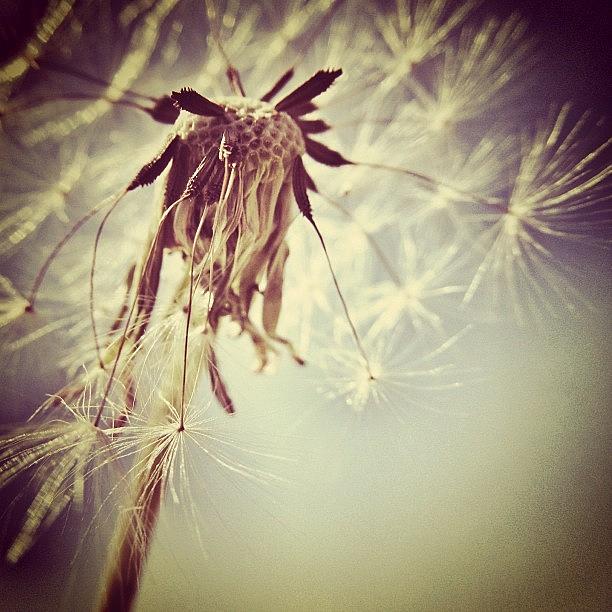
[175,96,305,170]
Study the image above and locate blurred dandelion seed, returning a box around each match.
[375,0,479,92]
[0,141,89,255]
[406,14,534,131]
[10,0,179,145]
[0,393,113,564]
[361,235,464,337]
[505,105,611,240]
[0,274,28,329]
[399,136,514,236]
[462,105,611,320]
[0,0,75,85]
[317,324,471,420]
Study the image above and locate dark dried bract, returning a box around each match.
[127,136,179,191]
[275,69,342,112]
[147,95,181,124]
[171,88,227,117]
[297,119,331,134]
[305,137,352,167]
[260,67,295,102]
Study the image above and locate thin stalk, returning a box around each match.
[97,441,171,612]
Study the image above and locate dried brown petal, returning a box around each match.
[147,95,180,124]
[297,119,331,134]
[286,102,318,117]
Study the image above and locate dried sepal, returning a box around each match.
[170,88,227,117]
[127,135,179,191]
[286,102,318,117]
[292,156,315,223]
[146,95,181,124]
[260,67,295,102]
[206,344,235,414]
[305,137,352,167]
[275,69,342,112]
[262,241,289,339]
[182,146,224,199]
[297,118,331,134]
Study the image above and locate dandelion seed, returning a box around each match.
[6,0,179,145]
[317,324,470,420]
[0,140,89,255]
[97,392,290,611]
[462,105,611,320]
[404,14,534,131]
[361,234,464,336]
[398,136,514,233]
[0,0,75,85]
[375,0,479,93]
[505,106,611,240]
[0,393,113,563]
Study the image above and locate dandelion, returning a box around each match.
[0,2,610,611]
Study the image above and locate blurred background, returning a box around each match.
[0,1,610,610]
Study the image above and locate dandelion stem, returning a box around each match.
[92,193,190,427]
[38,59,158,102]
[97,442,171,612]
[313,220,375,380]
[203,0,245,96]
[180,207,209,429]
